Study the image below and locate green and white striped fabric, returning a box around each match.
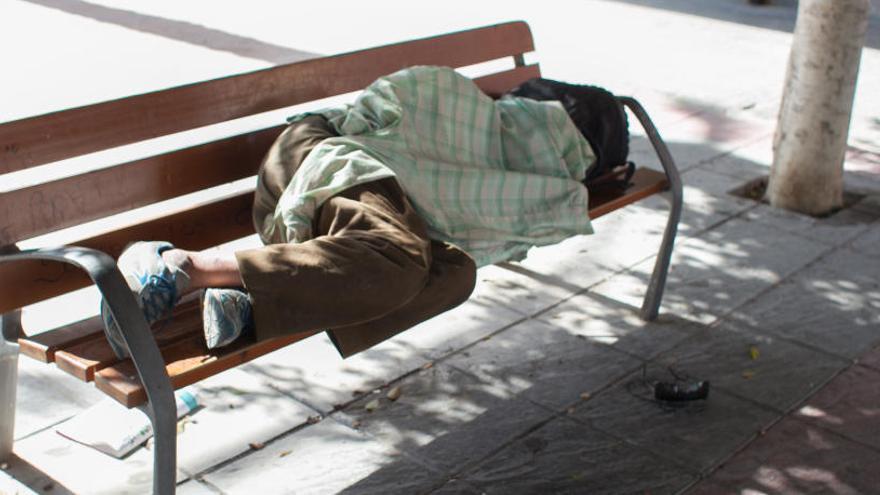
[269,66,596,267]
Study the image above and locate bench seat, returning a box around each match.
[17,167,667,408]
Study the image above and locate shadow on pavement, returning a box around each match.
[21,0,319,65]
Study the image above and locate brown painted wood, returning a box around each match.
[2,167,668,315]
[1,64,538,247]
[53,298,202,382]
[0,192,255,314]
[18,316,103,363]
[588,168,668,219]
[0,126,281,246]
[0,63,540,311]
[472,65,541,98]
[0,22,533,173]
[95,330,319,407]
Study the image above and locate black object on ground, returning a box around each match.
[654,380,711,402]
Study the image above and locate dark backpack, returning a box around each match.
[507,78,633,190]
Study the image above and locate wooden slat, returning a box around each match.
[53,297,202,382]
[0,192,255,314]
[95,330,319,408]
[18,315,103,363]
[472,64,541,98]
[0,65,537,247]
[0,126,281,246]
[0,22,533,173]
[588,168,669,219]
[3,168,669,314]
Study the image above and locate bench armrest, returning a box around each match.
[0,247,175,409]
[617,96,683,203]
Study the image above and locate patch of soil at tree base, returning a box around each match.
[729,175,865,218]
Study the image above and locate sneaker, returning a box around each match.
[100,241,191,358]
[201,288,253,349]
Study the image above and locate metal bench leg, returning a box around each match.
[618,97,684,321]
[0,310,22,461]
[0,247,179,494]
[145,388,178,495]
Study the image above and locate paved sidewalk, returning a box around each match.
[2,1,880,494]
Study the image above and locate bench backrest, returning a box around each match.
[0,21,539,318]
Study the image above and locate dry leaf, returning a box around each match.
[249,441,265,450]
[421,362,434,370]
[742,370,756,380]
[386,386,402,401]
[579,392,591,401]
[749,345,760,360]
[307,415,322,424]
[279,450,292,458]
[365,399,380,412]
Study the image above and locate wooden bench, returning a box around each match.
[0,21,682,494]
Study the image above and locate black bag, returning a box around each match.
[507,78,634,190]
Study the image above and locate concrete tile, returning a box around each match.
[700,417,880,494]
[575,203,670,271]
[805,247,880,292]
[844,151,880,193]
[730,250,880,359]
[683,479,735,495]
[174,368,317,476]
[698,138,773,181]
[15,358,105,440]
[470,263,578,318]
[591,217,828,325]
[636,170,755,240]
[570,364,780,473]
[745,202,877,248]
[537,293,701,360]
[175,479,219,495]
[343,364,555,474]
[244,332,431,414]
[653,322,849,412]
[460,417,695,494]
[858,345,880,372]
[628,108,773,173]
[513,234,631,291]
[203,419,446,495]
[428,479,483,494]
[12,426,187,495]
[445,318,642,410]
[389,297,526,360]
[851,192,880,216]
[849,221,880,258]
[794,365,880,451]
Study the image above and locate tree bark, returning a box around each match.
[767,0,870,216]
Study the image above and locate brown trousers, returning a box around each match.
[236,116,477,357]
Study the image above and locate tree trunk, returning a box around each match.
[767,0,870,216]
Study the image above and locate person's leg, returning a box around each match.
[159,248,242,292]
[159,188,476,356]
[325,240,476,357]
[236,177,434,341]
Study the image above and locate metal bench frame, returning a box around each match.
[0,23,681,495]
